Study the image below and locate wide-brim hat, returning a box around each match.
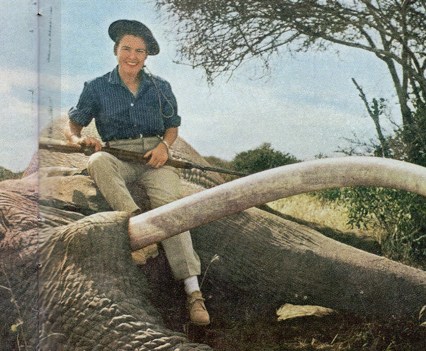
[108,19,160,55]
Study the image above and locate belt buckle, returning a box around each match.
[127,134,143,140]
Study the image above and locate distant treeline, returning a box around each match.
[0,167,23,181]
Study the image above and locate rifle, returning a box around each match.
[38,138,248,177]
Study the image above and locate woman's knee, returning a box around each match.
[87,152,116,176]
[147,186,181,208]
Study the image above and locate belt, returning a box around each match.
[105,134,161,147]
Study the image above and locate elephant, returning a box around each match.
[1,116,425,350]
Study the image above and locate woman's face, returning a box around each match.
[115,34,148,77]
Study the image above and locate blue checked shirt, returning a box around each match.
[68,66,181,141]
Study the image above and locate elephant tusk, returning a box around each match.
[129,157,426,251]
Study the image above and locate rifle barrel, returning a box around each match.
[38,138,247,177]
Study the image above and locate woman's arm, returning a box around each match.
[64,120,103,152]
[162,127,178,149]
[144,127,178,168]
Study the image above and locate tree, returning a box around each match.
[232,142,299,174]
[399,100,426,166]
[351,78,391,158]
[156,0,426,130]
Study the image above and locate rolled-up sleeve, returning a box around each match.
[68,82,98,127]
[161,80,181,129]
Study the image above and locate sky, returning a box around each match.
[1,0,398,172]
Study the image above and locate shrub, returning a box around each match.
[317,98,426,267]
[316,185,426,266]
[0,167,22,181]
[232,143,299,174]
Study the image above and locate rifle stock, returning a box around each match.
[38,138,247,177]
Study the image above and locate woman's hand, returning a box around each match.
[144,142,169,168]
[78,136,103,152]
[69,135,103,152]
[65,120,103,152]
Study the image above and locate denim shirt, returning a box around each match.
[68,66,181,141]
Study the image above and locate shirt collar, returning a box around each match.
[108,66,146,85]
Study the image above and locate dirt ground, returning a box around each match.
[188,313,426,350]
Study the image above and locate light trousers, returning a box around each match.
[87,137,201,280]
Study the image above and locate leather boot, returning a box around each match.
[187,291,210,326]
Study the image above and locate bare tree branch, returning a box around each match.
[156,0,426,128]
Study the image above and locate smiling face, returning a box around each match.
[115,34,148,78]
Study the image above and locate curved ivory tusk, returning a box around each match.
[129,157,426,250]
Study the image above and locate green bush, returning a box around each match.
[342,188,425,263]
[316,186,426,266]
[232,143,299,174]
[316,100,426,267]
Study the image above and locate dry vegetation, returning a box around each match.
[267,193,384,238]
[265,194,384,256]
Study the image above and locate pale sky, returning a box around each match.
[1,0,398,172]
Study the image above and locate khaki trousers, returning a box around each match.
[87,137,201,280]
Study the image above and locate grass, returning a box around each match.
[267,194,372,237]
[264,194,383,255]
[0,265,29,351]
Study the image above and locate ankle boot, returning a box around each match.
[187,291,210,326]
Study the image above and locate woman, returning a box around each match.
[65,19,210,326]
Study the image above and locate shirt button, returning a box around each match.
[130,103,134,107]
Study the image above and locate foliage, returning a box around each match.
[315,185,426,266]
[323,89,426,266]
[232,142,299,174]
[395,101,426,167]
[337,187,426,265]
[319,96,426,264]
[352,78,391,157]
[156,0,426,128]
[0,167,22,181]
[203,156,234,170]
[317,166,426,266]
[157,0,426,264]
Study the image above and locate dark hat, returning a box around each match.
[108,19,160,55]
